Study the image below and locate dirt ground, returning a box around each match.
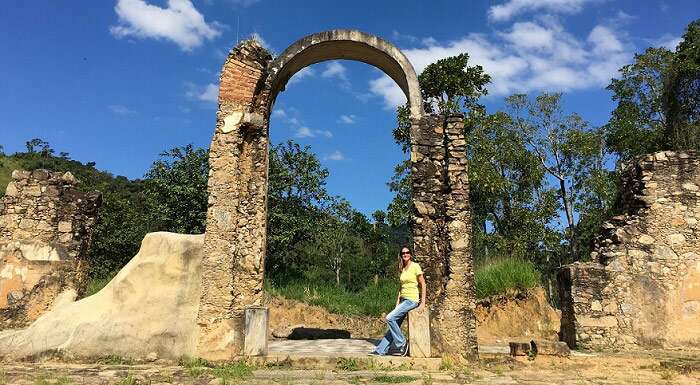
[2,351,698,385]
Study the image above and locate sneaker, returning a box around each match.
[399,343,410,357]
[368,351,383,356]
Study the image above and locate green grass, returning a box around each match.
[83,275,115,298]
[371,375,419,383]
[474,258,541,299]
[265,279,399,317]
[178,357,253,382]
[0,156,25,195]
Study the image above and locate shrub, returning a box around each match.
[474,258,541,299]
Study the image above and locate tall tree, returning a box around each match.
[664,19,700,151]
[506,93,607,262]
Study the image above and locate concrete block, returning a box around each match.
[244,306,268,356]
[408,307,430,358]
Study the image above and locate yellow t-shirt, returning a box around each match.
[399,262,423,302]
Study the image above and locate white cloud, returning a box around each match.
[650,34,682,50]
[322,61,348,79]
[288,67,315,85]
[337,114,356,124]
[295,126,313,138]
[250,32,271,51]
[198,83,219,102]
[108,104,136,115]
[369,19,632,109]
[488,0,597,22]
[322,61,351,89]
[325,151,345,161]
[185,82,219,104]
[111,0,222,51]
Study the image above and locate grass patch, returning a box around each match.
[371,374,418,383]
[178,357,253,382]
[83,275,115,298]
[336,357,390,371]
[210,361,254,383]
[33,376,72,385]
[95,355,134,365]
[117,376,137,385]
[474,258,541,299]
[266,279,399,316]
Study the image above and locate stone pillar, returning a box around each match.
[408,307,431,358]
[196,40,273,360]
[410,115,477,359]
[244,306,269,356]
[441,116,478,358]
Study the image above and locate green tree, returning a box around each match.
[266,140,330,279]
[143,144,209,234]
[604,47,674,158]
[664,19,700,151]
[506,93,610,262]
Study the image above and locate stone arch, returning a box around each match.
[196,30,477,361]
[264,30,424,119]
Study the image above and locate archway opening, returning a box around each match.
[263,58,412,354]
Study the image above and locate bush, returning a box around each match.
[474,258,541,299]
[265,279,399,316]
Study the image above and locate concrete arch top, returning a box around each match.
[266,29,425,118]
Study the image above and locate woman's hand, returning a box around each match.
[417,303,426,312]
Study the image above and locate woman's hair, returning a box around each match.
[397,245,412,271]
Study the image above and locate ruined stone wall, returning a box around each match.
[559,151,700,349]
[196,40,273,360]
[412,115,477,358]
[0,169,101,329]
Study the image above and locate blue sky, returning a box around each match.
[1,0,698,216]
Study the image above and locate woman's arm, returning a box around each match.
[418,274,427,310]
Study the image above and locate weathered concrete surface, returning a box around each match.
[559,151,700,350]
[0,232,204,360]
[0,169,100,329]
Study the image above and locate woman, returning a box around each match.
[370,246,426,356]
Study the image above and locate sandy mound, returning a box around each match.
[0,232,204,360]
[476,288,561,344]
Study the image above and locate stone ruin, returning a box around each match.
[559,151,700,349]
[196,30,477,360]
[0,169,101,329]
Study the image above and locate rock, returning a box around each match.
[61,172,77,184]
[591,301,602,311]
[509,342,531,356]
[531,340,570,357]
[146,352,158,362]
[668,233,686,246]
[0,232,205,360]
[638,235,655,245]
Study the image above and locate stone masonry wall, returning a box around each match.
[0,169,101,329]
[559,151,700,349]
[196,40,273,360]
[412,115,477,358]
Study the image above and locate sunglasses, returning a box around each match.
[401,251,411,255]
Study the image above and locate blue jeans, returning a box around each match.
[373,298,419,355]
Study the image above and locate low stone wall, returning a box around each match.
[559,151,700,350]
[0,169,101,329]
